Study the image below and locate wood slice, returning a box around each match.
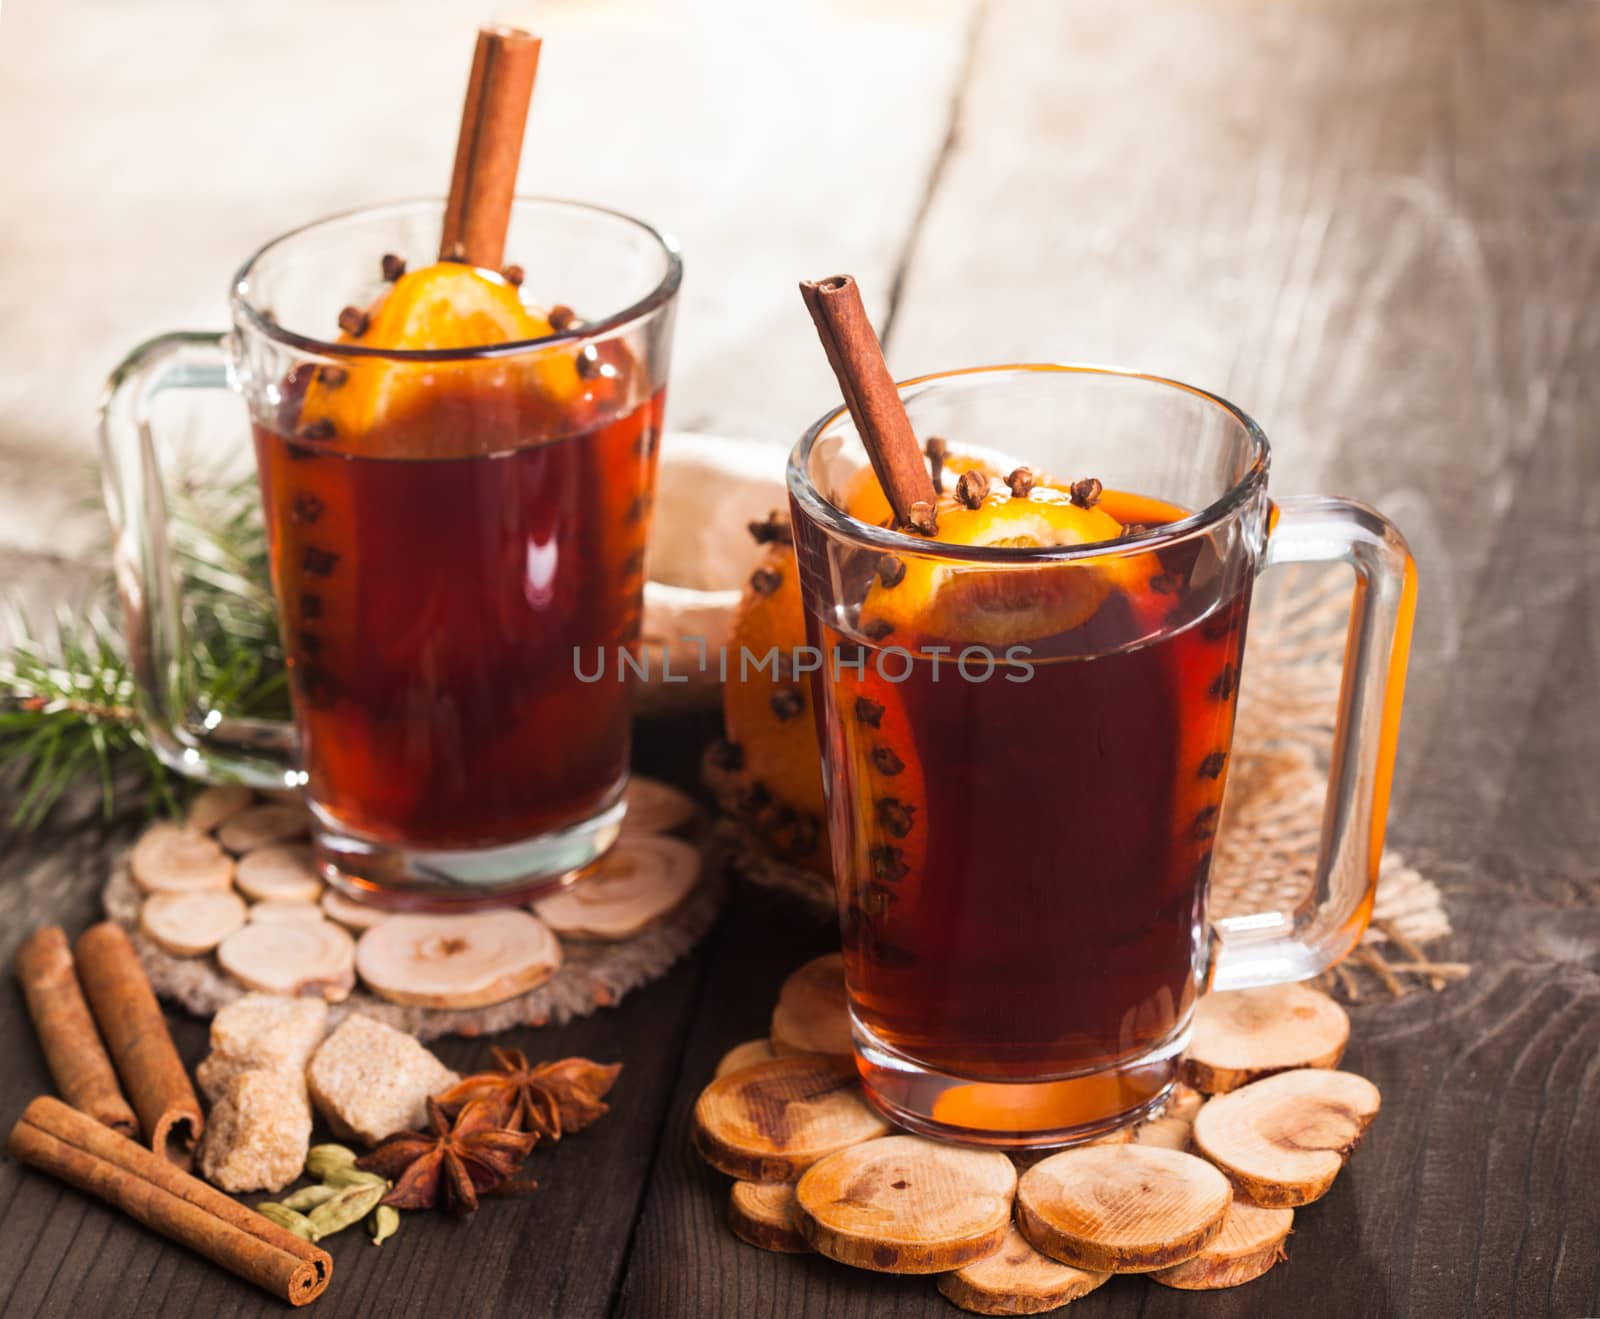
[1016,1144,1232,1273]
[715,1038,777,1080]
[355,910,562,1008]
[937,1225,1111,1315]
[215,917,355,1002]
[727,1180,810,1253]
[129,822,234,894]
[691,1054,891,1182]
[1134,1082,1205,1150]
[1190,1068,1381,1207]
[185,784,253,835]
[216,803,310,854]
[1181,984,1349,1093]
[235,844,324,904]
[1165,1082,1205,1123]
[794,1135,1017,1274]
[622,775,698,835]
[1008,1124,1132,1173]
[320,888,391,931]
[139,890,247,956]
[1133,1115,1192,1151]
[532,835,699,939]
[1150,1201,1293,1289]
[769,952,852,1056]
[247,900,324,925]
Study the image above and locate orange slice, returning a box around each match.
[841,449,997,528]
[861,483,1144,648]
[297,263,581,450]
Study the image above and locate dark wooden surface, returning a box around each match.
[3,0,1598,1315]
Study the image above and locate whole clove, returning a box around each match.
[1004,467,1035,498]
[337,306,370,339]
[1070,477,1103,509]
[954,469,990,510]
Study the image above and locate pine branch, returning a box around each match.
[0,467,286,831]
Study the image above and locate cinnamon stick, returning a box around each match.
[14,927,138,1138]
[439,25,542,269]
[799,275,938,531]
[74,922,203,1168]
[8,1096,332,1306]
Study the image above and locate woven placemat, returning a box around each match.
[101,831,725,1041]
[713,565,1458,1001]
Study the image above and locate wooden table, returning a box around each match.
[2,0,1596,1315]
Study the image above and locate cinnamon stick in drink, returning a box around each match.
[799,275,938,531]
[75,921,204,1167]
[439,25,542,269]
[8,1096,332,1306]
[14,926,138,1138]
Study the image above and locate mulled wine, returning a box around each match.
[255,363,663,852]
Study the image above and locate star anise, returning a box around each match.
[356,1097,539,1216]
[435,1049,621,1141]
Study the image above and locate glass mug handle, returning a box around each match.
[1209,495,1418,991]
[99,331,300,790]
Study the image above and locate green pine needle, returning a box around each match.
[0,469,287,832]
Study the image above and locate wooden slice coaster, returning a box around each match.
[1150,1201,1293,1289]
[1133,1082,1205,1151]
[216,802,310,854]
[235,844,323,904]
[247,900,324,925]
[715,1038,777,1080]
[770,952,852,1056]
[1016,1144,1232,1273]
[937,1225,1110,1315]
[533,835,700,940]
[215,917,355,1002]
[795,1135,1016,1274]
[139,889,247,956]
[1191,1068,1381,1207]
[1181,984,1349,1093]
[355,910,563,1008]
[622,776,698,836]
[186,784,253,835]
[728,1181,810,1254]
[1133,1115,1192,1151]
[320,888,391,931]
[691,1054,891,1182]
[1166,1082,1205,1122]
[129,822,234,894]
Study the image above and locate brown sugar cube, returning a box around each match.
[306,1014,459,1146]
[197,1069,313,1193]
[195,993,329,1104]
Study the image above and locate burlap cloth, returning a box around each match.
[713,565,1458,1001]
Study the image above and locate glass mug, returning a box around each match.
[101,199,681,907]
[787,364,1416,1146]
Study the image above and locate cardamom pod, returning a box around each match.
[323,1165,389,1190]
[305,1144,359,1179]
[255,1202,317,1240]
[368,1204,400,1246]
[279,1183,341,1212]
[307,1182,387,1240]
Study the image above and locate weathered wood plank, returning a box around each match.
[0,712,722,1319]
[0,0,973,557]
[617,0,1600,1314]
